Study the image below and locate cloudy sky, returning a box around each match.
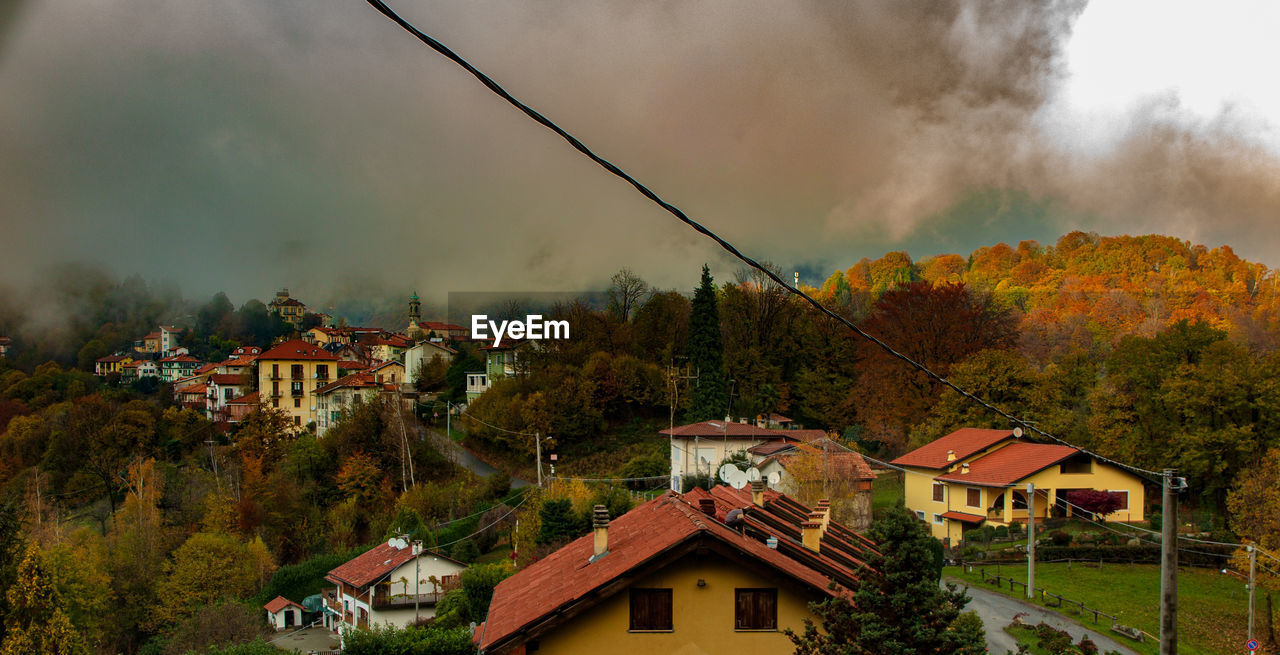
[2,0,1279,306]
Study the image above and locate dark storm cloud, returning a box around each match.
[1,0,1278,322]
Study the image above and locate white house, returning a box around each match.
[660,419,827,491]
[324,539,466,643]
[314,373,383,435]
[264,596,306,630]
[404,340,456,387]
[206,374,251,423]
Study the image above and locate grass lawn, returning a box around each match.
[872,471,904,514]
[948,562,1253,655]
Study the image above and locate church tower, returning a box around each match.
[407,292,422,339]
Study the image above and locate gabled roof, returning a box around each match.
[933,442,1080,488]
[889,428,1015,470]
[159,325,183,332]
[159,354,201,364]
[263,596,304,613]
[96,354,130,363]
[314,372,379,395]
[747,441,794,456]
[325,542,463,590]
[369,360,404,372]
[258,339,338,361]
[479,487,874,652]
[175,382,206,395]
[142,331,162,340]
[230,346,261,357]
[207,374,248,386]
[194,363,219,376]
[225,391,261,406]
[337,360,369,370]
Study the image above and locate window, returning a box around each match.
[915,510,926,521]
[271,398,279,408]
[292,382,303,396]
[294,398,301,408]
[291,364,304,379]
[1110,490,1129,510]
[933,513,945,525]
[293,416,301,426]
[932,483,945,502]
[223,388,234,401]
[272,364,280,378]
[629,588,672,631]
[734,588,777,630]
[966,488,981,508]
[317,365,329,380]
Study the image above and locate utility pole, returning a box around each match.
[1027,482,1036,600]
[1160,469,1178,655]
[535,432,542,487]
[1248,544,1256,644]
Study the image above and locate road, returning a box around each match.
[423,427,530,488]
[949,578,1140,655]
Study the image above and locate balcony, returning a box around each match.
[371,591,448,610]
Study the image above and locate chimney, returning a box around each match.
[946,449,956,462]
[699,498,716,517]
[750,479,766,508]
[591,505,609,561]
[801,520,822,552]
[961,463,970,475]
[817,499,831,530]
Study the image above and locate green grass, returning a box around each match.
[872,472,904,514]
[948,562,1253,655]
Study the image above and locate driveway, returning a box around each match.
[267,626,338,652]
[949,578,1140,654]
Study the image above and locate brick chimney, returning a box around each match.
[801,520,822,552]
[750,479,766,507]
[699,498,716,517]
[591,505,609,561]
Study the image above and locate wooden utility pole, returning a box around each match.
[1027,482,1036,600]
[535,432,542,487]
[1160,469,1178,655]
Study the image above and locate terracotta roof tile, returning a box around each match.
[263,596,303,613]
[258,339,339,361]
[940,511,985,523]
[325,543,462,589]
[933,442,1080,487]
[225,391,261,405]
[314,372,379,395]
[889,428,1015,469]
[660,420,823,441]
[207,374,247,386]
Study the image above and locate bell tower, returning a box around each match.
[407,292,422,339]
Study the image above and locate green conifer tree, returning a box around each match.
[687,265,727,422]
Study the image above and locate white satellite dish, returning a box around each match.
[388,538,405,549]
[1013,426,1024,437]
[768,471,782,485]
[718,464,738,482]
[728,467,748,489]
[746,467,762,482]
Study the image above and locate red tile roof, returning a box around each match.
[258,339,338,361]
[159,354,201,363]
[479,488,873,652]
[747,441,794,456]
[337,360,368,370]
[889,428,1015,469]
[940,511,985,523]
[779,450,875,481]
[933,442,1080,487]
[207,374,247,386]
[314,372,379,395]
[325,542,463,590]
[194,363,218,375]
[175,382,205,395]
[231,346,261,357]
[96,354,130,363]
[263,596,303,613]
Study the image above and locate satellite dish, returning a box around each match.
[1013,426,1024,437]
[768,471,782,485]
[746,467,762,482]
[728,468,748,489]
[719,464,738,482]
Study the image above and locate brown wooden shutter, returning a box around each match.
[629,588,672,630]
[735,588,777,630]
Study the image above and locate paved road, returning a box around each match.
[949,578,1140,655]
[424,427,530,488]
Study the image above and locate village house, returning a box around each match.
[749,438,876,531]
[94,353,134,376]
[264,596,306,630]
[174,381,206,411]
[323,539,466,643]
[365,334,413,364]
[255,338,339,430]
[404,340,456,388]
[268,288,307,326]
[206,374,251,423]
[661,419,827,492]
[464,340,532,402]
[158,325,184,355]
[0,336,9,358]
[224,391,261,424]
[314,373,383,435]
[229,345,262,359]
[304,326,349,346]
[478,482,876,654]
[369,360,406,386]
[158,354,202,383]
[891,427,1149,545]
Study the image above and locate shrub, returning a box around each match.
[1032,622,1073,654]
[1049,529,1071,546]
[993,525,1009,539]
[1148,512,1162,531]
[449,539,480,563]
[963,528,986,544]
[1078,634,1099,655]
[1008,520,1023,536]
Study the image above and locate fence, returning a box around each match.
[968,563,1157,644]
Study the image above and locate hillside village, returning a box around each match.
[1,238,1279,655]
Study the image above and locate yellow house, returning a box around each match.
[478,484,876,654]
[256,338,339,431]
[94,353,134,376]
[891,428,1148,545]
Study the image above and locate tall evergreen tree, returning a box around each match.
[687,265,727,422]
[786,506,984,655]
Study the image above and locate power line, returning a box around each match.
[457,410,536,437]
[362,0,1162,481]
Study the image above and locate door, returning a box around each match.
[284,609,295,627]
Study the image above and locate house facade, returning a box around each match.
[323,540,466,643]
[159,354,202,383]
[403,340,456,387]
[94,354,134,376]
[268,288,307,326]
[255,339,339,430]
[478,483,876,654]
[661,420,826,491]
[264,596,306,630]
[314,373,382,435]
[891,428,1148,545]
[206,374,251,423]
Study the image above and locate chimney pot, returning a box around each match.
[699,498,716,517]
[801,521,822,552]
[591,505,609,560]
[947,449,956,462]
[961,463,970,474]
[750,479,766,507]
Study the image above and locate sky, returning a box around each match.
[1,0,1279,309]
